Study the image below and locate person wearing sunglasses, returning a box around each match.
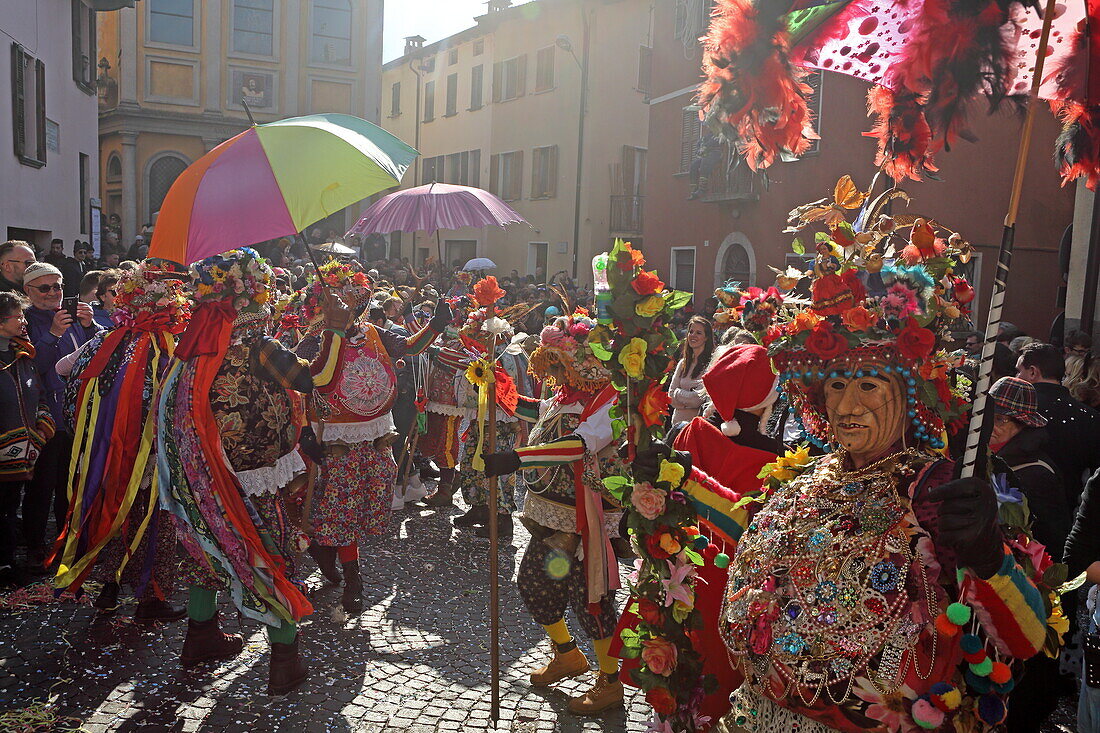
[20,262,102,572]
[0,241,36,294]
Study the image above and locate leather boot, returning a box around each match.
[268,635,308,695]
[422,468,456,507]
[307,542,341,585]
[530,642,589,687]
[454,504,489,528]
[475,513,512,539]
[341,559,363,613]
[180,612,244,668]
[94,581,120,614]
[134,598,187,623]
[567,671,624,715]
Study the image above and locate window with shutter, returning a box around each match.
[491,61,503,103]
[509,150,523,201]
[531,145,558,198]
[489,153,500,196]
[11,44,46,168]
[679,107,701,174]
[470,65,483,109]
[637,46,652,97]
[535,47,554,92]
[445,73,458,116]
[516,54,527,97]
[423,80,435,121]
[470,149,481,187]
[390,81,401,116]
[72,1,96,93]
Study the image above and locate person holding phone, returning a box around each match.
[20,262,101,571]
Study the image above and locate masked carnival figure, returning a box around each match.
[157,248,349,695]
[652,209,1064,731]
[481,309,629,715]
[291,260,449,612]
[52,263,191,622]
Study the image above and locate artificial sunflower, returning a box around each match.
[465,359,491,388]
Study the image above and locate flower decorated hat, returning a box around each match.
[190,247,274,313]
[113,262,191,333]
[738,175,976,450]
[529,309,611,392]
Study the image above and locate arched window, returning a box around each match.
[146,154,189,220]
[311,0,351,66]
[721,240,751,288]
[105,154,122,183]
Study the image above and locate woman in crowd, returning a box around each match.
[667,315,714,424]
[1066,469,1100,732]
[0,292,54,585]
[91,269,121,330]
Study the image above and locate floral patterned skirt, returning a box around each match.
[310,441,397,547]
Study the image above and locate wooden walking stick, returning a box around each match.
[399,363,433,494]
[485,329,501,723]
[959,0,1057,480]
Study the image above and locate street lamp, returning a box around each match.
[557,21,589,281]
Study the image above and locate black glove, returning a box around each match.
[926,478,1004,579]
[482,450,521,477]
[299,425,324,465]
[429,299,452,332]
[624,442,692,484]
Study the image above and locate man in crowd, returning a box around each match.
[0,241,36,294]
[1017,341,1100,508]
[21,263,101,570]
[44,239,67,268]
[61,242,95,298]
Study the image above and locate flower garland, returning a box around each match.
[586,240,710,731]
[189,247,273,310]
[113,264,191,334]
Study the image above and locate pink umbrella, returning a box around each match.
[347,182,528,288]
[347,182,527,235]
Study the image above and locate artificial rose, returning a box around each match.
[657,459,685,487]
[658,533,682,556]
[841,305,876,332]
[645,532,672,560]
[632,270,665,296]
[804,323,849,361]
[639,383,672,427]
[763,324,784,346]
[636,294,664,318]
[637,598,664,626]
[617,244,646,272]
[788,309,822,334]
[641,636,679,677]
[567,321,591,339]
[896,317,936,361]
[631,482,667,520]
[646,686,677,716]
[952,277,975,304]
[618,337,648,379]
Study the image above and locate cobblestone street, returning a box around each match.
[0,487,651,732]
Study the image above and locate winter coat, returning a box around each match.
[0,337,55,480]
[668,356,706,425]
[996,426,1072,560]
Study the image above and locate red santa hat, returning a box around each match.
[702,344,778,436]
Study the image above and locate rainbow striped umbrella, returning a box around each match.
[148,113,418,265]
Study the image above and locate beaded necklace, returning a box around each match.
[721,448,939,706]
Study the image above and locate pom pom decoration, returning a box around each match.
[977,694,1007,726]
[989,661,1012,685]
[702,544,719,562]
[714,553,730,570]
[994,677,1016,694]
[935,613,960,637]
[929,682,962,712]
[965,669,993,694]
[945,602,972,625]
[693,535,710,550]
[969,657,994,677]
[911,697,946,730]
[959,633,983,655]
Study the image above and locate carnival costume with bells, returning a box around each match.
[482,310,628,715]
[157,248,345,695]
[290,260,448,612]
[654,204,1063,731]
[52,264,190,621]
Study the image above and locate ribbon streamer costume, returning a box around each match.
[52,264,190,620]
[157,248,343,694]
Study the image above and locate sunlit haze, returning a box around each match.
[383,0,494,62]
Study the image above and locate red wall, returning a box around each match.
[644,7,1073,340]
